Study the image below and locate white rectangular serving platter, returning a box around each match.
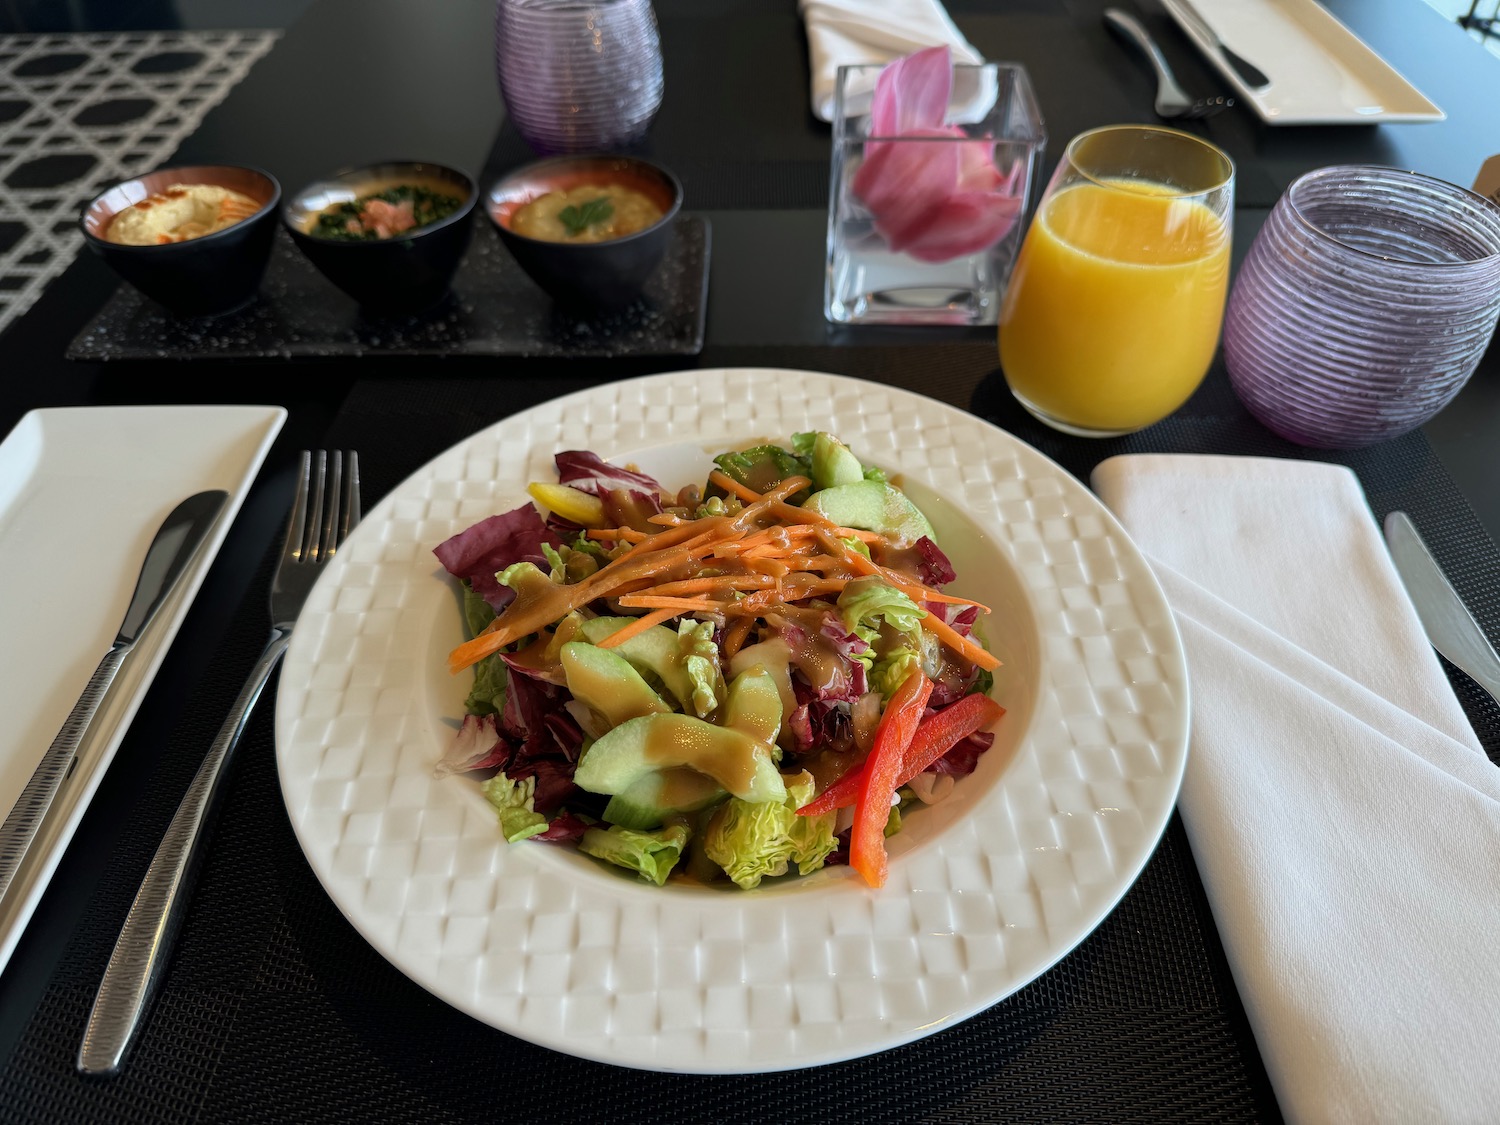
[1162,0,1445,125]
[0,404,285,977]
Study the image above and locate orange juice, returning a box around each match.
[998,180,1230,433]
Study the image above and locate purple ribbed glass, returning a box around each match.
[1223,165,1500,449]
[494,0,664,156]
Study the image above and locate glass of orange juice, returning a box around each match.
[998,124,1234,437]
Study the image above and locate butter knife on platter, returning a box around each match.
[1162,0,1272,92]
[0,489,228,909]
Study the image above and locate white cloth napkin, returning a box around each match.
[799,0,985,122]
[1090,453,1500,1125]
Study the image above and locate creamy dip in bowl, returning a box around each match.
[81,164,282,316]
[105,183,263,246]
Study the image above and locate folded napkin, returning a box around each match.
[1091,454,1500,1125]
[799,0,984,122]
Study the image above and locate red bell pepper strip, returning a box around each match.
[848,668,932,888]
[797,690,1005,817]
[893,692,1005,785]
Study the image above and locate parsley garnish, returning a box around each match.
[558,197,614,237]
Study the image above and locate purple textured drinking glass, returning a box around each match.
[1223,165,1500,449]
[494,0,664,156]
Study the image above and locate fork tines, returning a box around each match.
[288,450,360,565]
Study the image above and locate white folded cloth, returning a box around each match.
[799,0,985,122]
[1090,453,1500,1125]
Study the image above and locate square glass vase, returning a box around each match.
[825,60,1046,326]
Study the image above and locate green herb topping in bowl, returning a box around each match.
[311,183,464,241]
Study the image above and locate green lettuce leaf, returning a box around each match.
[462,582,497,637]
[465,653,508,716]
[578,823,691,885]
[704,772,838,889]
[541,541,601,584]
[711,444,811,501]
[870,648,922,700]
[480,774,549,843]
[460,585,506,716]
[678,619,725,717]
[836,576,925,638]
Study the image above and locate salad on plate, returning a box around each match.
[433,433,1005,890]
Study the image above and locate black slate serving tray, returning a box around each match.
[66,214,710,361]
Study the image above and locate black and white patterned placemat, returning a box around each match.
[0,29,280,336]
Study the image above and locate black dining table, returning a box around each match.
[2,0,1499,1121]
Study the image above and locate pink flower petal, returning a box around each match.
[870,44,952,135]
[956,136,1004,192]
[849,47,1028,264]
[894,191,1025,262]
[853,128,961,222]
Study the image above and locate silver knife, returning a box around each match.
[0,489,228,907]
[1384,511,1500,708]
[1163,0,1272,91]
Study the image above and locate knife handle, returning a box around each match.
[1220,42,1270,91]
[77,627,290,1077]
[0,643,128,904]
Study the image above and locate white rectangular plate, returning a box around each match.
[1162,0,1444,125]
[0,404,285,975]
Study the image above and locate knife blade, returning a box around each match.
[1384,511,1500,707]
[0,489,228,907]
[1164,0,1272,91]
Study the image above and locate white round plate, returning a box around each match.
[275,368,1189,1073]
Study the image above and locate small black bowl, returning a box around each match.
[282,160,477,316]
[486,154,682,312]
[80,164,281,317]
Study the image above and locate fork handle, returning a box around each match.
[1104,7,1190,108]
[77,626,292,1077]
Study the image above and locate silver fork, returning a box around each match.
[77,450,361,1078]
[1104,7,1233,120]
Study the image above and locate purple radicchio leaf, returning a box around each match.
[432,504,564,613]
[434,713,515,778]
[554,450,665,529]
[554,450,666,497]
[531,810,591,844]
[926,728,996,777]
[498,653,571,743]
[910,536,957,587]
[787,697,855,755]
[773,612,869,705]
[509,755,582,815]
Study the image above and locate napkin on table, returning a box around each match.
[799,0,984,122]
[1090,454,1500,1125]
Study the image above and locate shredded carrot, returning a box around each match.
[912,589,993,612]
[817,530,884,577]
[447,519,746,673]
[740,556,792,578]
[814,529,990,613]
[638,574,774,597]
[585,526,650,543]
[707,469,765,503]
[615,595,718,612]
[921,609,1001,670]
[735,577,844,612]
[721,615,754,661]
[594,607,679,649]
[447,468,998,680]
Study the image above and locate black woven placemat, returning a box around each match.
[5,354,1498,1123]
